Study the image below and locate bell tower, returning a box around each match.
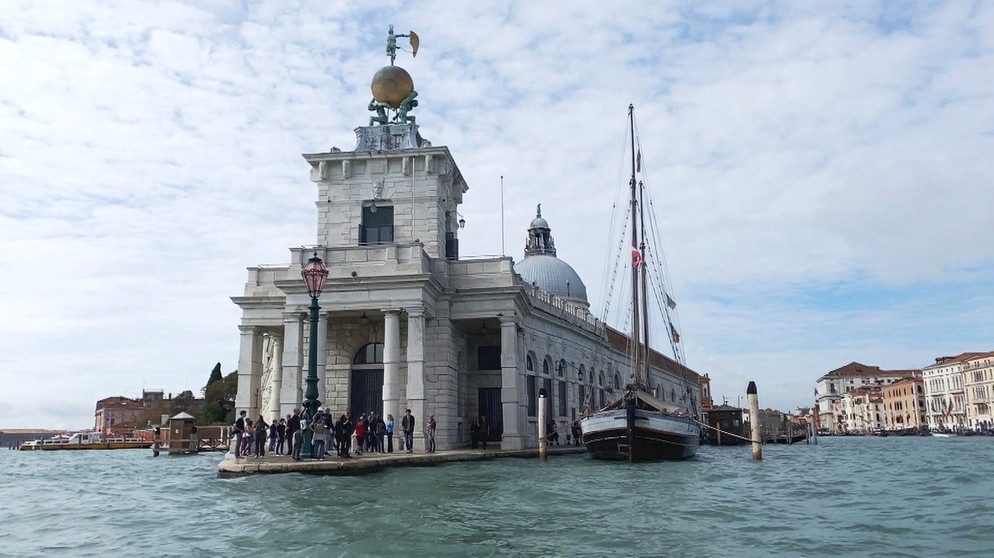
[302,26,468,260]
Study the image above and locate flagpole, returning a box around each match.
[500,175,505,257]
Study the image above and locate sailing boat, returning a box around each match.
[579,105,701,462]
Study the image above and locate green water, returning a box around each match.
[1,436,991,557]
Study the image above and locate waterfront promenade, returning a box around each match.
[217,445,587,478]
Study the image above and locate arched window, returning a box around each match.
[542,358,551,376]
[614,373,621,390]
[526,354,534,372]
[352,343,384,364]
[557,359,565,377]
[598,371,604,387]
[577,365,585,383]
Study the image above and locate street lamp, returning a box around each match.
[300,251,328,459]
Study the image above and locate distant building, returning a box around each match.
[881,372,926,432]
[922,353,983,431]
[815,362,919,434]
[963,352,994,430]
[843,385,884,434]
[94,396,145,436]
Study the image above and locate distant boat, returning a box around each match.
[19,431,151,451]
[931,432,955,438]
[578,105,700,462]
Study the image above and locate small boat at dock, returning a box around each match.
[19,431,152,451]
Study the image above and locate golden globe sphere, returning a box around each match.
[371,66,414,109]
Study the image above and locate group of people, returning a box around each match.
[544,420,584,447]
[233,409,517,458]
[232,407,430,460]
[468,416,491,450]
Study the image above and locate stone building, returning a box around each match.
[94,396,144,436]
[924,351,994,431]
[963,351,994,431]
[229,49,706,452]
[814,361,918,433]
[922,353,979,431]
[881,372,926,432]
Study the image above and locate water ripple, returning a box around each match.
[2,438,994,556]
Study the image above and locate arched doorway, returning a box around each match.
[350,343,384,419]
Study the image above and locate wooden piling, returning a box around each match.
[747,381,762,461]
[538,389,548,460]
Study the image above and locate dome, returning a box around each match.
[515,255,589,306]
[530,216,549,229]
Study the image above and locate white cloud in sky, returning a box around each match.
[1,1,991,428]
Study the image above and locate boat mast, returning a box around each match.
[638,177,651,386]
[627,104,643,386]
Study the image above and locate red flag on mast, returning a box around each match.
[631,246,642,268]
[666,293,676,309]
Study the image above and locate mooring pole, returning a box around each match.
[810,416,818,445]
[747,381,762,461]
[538,389,548,460]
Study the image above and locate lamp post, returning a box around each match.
[300,251,328,460]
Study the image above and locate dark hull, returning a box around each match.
[583,424,699,461]
[580,401,700,461]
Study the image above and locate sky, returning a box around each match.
[2,1,992,429]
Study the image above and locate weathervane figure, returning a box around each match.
[386,24,419,66]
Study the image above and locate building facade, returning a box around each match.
[815,362,918,433]
[230,61,705,452]
[94,396,144,436]
[922,353,980,431]
[963,351,994,431]
[881,373,926,432]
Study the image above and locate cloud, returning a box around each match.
[1,1,992,428]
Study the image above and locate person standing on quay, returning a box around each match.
[242,418,254,457]
[372,413,386,453]
[402,409,415,453]
[232,410,247,458]
[268,420,278,453]
[311,410,327,459]
[288,408,303,461]
[479,416,489,450]
[353,416,365,456]
[386,413,395,453]
[470,419,480,449]
[275,418,286,455]
[254,415,269,458]
[425,414,437,453]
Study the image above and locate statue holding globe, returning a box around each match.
[369,25,421,126]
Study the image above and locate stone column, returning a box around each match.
[316,311,329,406]
[279,311,304,418]
[235,326,263,418]
[405,308,426,451]
[268,335,283,422]
[500,316,524,449]
[383,310,401,423]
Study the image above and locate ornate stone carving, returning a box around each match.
[354,123,430,151]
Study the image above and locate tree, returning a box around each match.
[202,370,238,425]
[207,362,223,386]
